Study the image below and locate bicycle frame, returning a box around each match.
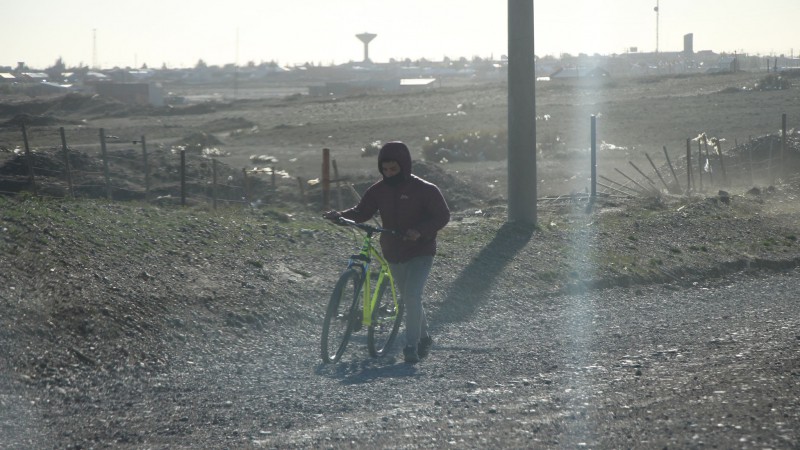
[320,216,405,363]
[339,219,398,328]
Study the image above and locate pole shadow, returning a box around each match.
[434,222,535,324]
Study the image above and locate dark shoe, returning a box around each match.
[403,345,419,363]
[418,336,433,359]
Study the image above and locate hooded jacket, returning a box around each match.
[341,142,450,263]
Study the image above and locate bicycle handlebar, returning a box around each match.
[333,217,398,236]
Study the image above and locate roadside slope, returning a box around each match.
[1,181,800,447]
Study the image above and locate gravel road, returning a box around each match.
[6,268,796,449]
[251,269,800,449]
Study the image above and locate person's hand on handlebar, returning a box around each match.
[403,229,421,241]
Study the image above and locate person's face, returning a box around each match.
[381,160,401,178]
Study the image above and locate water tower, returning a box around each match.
[356,32,377,62]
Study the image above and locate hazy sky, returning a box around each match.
[5,0,800,70]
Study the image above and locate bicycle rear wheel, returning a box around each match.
[367,278,404,357]
[321,268,362,363]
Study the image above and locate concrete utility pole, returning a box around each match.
[507,0,537,224]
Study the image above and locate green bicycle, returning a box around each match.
[321,217,404,364]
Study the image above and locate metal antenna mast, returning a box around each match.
[92,28,98,69]
[654,1,660,53]
[234,27,240,99]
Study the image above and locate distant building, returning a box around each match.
[20,72,48,82]
[549,67,610,79]
[308,77,437,97]
[684,33,694,56]
[86,71,110,82]
[400,78,437,88]
[29,81,73,95]
[92,82,165,107]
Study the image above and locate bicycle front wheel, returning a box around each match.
[367,278,404,357]
[321,268,362,363]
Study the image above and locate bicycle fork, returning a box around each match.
[347,248,398,330]
[349,263,395,329]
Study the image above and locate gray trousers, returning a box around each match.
[390,255,434,347]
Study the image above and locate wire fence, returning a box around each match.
[583,112,800,202]
[0,124,311,209]
[2,118,799,211]
[602,132,800,199]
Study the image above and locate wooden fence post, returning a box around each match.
[332,159,343,209]
[645,153,670,192]
[629,161,658,191]
[747,138,754,186]
[781,113,787,179]
[703,140,713,186]
[697,140,704,192]
[715,139,727,186]
[597,181,632,197]
[590,115,597,200]
[180,149,186,206]
[20,123,37,192]
[599,174,639,196]
[99,128,112,200]
[768,139,774,183]
[139,136,150,201]
[663,146,682,194]
[322,148,331,210]
[59,127,74,198]
[212,159,218,210]
[243,168,251,204]
[685,139,693,193]
[615,168,651,195]
[297,176,306,204]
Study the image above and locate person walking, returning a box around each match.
[324,141,450,363]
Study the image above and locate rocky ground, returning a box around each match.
[1,180,799,448]
[1,73,800,448]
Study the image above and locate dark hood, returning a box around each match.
[377,141,412,178]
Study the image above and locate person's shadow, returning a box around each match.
[434,222,535,324]
[315,350,419,384]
